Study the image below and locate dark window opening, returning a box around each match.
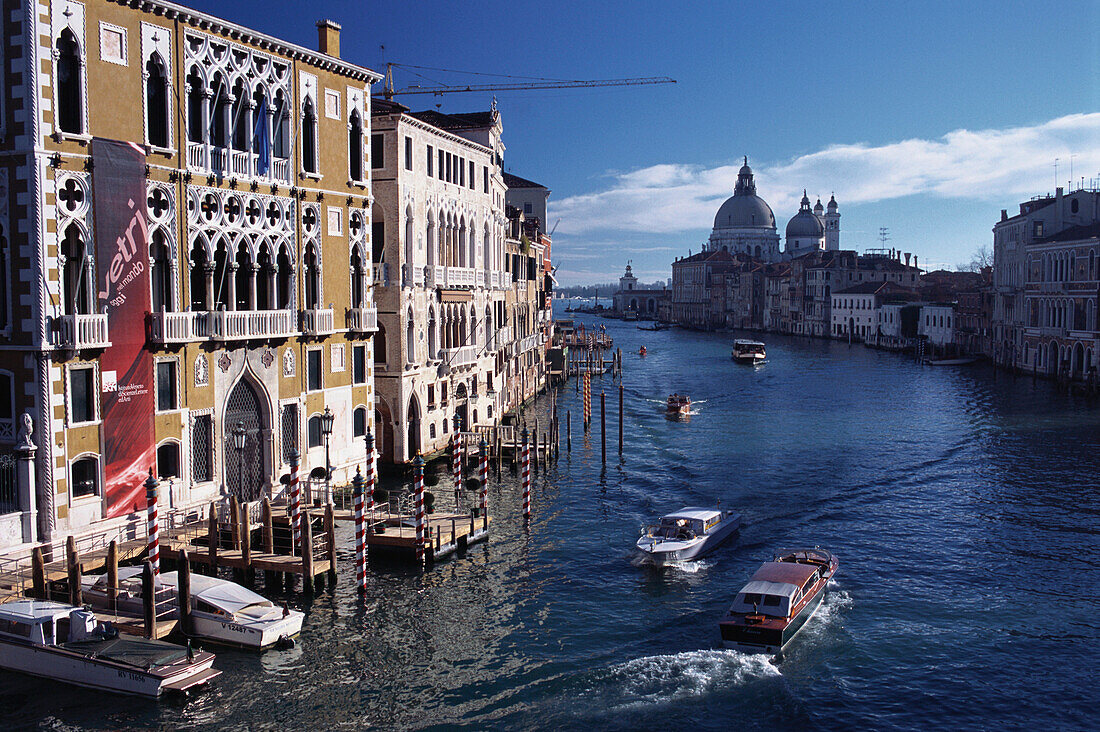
[302,98,318,173]
[71,456,98,498]
[146,56,169,148]
[56,30,82,134]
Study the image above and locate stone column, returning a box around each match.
[247,265,258,311]
[14,415,37,545]
[227,263,238,311]
[203,263,215,312]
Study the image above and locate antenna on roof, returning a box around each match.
[879,227,890,247]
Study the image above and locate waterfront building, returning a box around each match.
[0,1,381,550]
[502,208,553,411]
[670,249,739,328]
[369,100,511,463]
[706,159,781,261]
[919,305,956,348]
[503,172,550,235]
[831,282,915,340]
[992,185,1100,376]
[954,271,994,358]
[611,263,669,318]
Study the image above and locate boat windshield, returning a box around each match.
[236,602,276,620]
[62,636,188,670]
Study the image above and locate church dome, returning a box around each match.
[712,156,776,230]
[786,191,825,238]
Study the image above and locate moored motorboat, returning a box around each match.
[719,547,838,654]
[665,393,690,417]
[82,568,303,650]
[732,339,766,364]
[636,507,741,565]
[0,599,219,697]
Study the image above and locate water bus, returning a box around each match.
[732,339,767,364]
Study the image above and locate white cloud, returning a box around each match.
[554,112,1100,236]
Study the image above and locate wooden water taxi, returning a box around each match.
[718,547,838,654]
[666,393,691,417]
[0,599,219,697]
[732,339,767,364]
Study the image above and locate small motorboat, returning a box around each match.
[665,393,690,417]
[639,346,647,356]
[636,507,741,565]
[732,339,766,364]
[719,547,839,654]
[0,599,219,697]
[82,568,304,650]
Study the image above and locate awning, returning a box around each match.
[439,289,473,303]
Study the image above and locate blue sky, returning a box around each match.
[184,0,1100,284]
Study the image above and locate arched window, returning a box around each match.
[350,246,365,309]
[304,242,321,309]
[234,244,252,311]
[405,308,415,363]
[186,67,204,144]
[272,92,289,160]
[62,224,92,315]
[213,239,231,309]
[71,455,99,498]
[189,242,208,311]
[56,30,83,134]
[156,442,181,480]
[404,206,414,266]
[256,244,273,311]
[353,407,367,438]
[349,110,363,182]
[301,98,317,174]
[375,323,387,365]
[231,79,248,152]
[251,87,268,161]
[150,231,172,312]
[0,226,9,331]
[211,74,229,148]
[307,415,322,448]
[426,213,436,266]
[276,245,293,309]
[428,308,438,358]
[146,56,169,148]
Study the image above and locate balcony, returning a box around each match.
[489,326,512,352]
[520,333,541,354]
[300,308,335,337]
[187,141,291,184]
[149,311,211,344]
[373,263,391,287]
[439,345,478,369]
[55,313,110,349]
[426,265,477,288]
[210,309,297,341]
[347,306,378,333]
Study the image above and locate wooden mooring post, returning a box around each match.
[302,517,315,596]
[601,390,607,465]
[239,499,252,584]
[31,546,45,599]
[262,497,278,588]
[177,549,192,638]
[325,503,337,582]
[566,410,571,451]
[141,561,155,639]
[533,418,540,472]
[107,540,119,604]
[66,536,81,607]
[618,382,624,456]
[207,503,218,571]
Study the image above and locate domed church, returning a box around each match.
[706,157,840,262]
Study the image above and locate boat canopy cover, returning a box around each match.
[157,572,272,615]
[751,561,818,587]
[661,507,722,523]
[62,636,187,670]
[734,340,765,347]
[730,580,798,617]
[0,599,75,622]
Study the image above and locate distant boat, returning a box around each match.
[925,357,977,366]
[637,323,668,331]
[665,393,690,417]
[636,507,741,565]
[639,346,647,356]
[732,339,766,364]
[718,547,839,654]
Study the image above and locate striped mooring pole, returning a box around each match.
[364,428,376,510]
[478,437,489,518]
[521,426,531,520]
[452,413,463,498]
[144,469,160,575]
[583,371,591,427]
[413,453,426,565]
[352,467,367,592]
[289,450,302,553]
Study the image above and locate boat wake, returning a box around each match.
[591,649,781,711]
[630,555,713,574]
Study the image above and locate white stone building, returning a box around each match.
[919,305,955,346]
[370,101,511,464]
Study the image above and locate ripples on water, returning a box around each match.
[3,314,1099,730]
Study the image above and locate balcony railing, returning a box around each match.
[300,308,335,336]
[439,345,478,368]
[520,333,541,354]
[425,265,477,288]
[149,311,211,344]
[186,141,291,184]
[55,313,110,349]
[210,309,297,341]
[489,326,512,352]
[347,306,379,333]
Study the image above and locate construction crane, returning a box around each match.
[381,62,675,101]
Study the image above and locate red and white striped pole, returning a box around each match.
[364,429,376,511]
[289,450,302,553]
[144,469,160,575]
[352,467,367,592]
[478,437,488,518]
[413,453,426,565]
[521,426,531,520]
[452,413,463,499]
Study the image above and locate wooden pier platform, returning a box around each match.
[366,511,492,562]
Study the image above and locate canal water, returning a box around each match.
[4,312,1099,730]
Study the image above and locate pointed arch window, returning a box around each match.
[304,242,321,309]
[189,242,209,311]
[146,55,169,148]
[56,29,83,134]
[150,231,172,312]
[186,68,204,144]
[231,79,248,152]
[272,92,289,161]
[277,245,293,309]
[211,75,230,149]
[301,98,318,174]
[349,110,364,182]
[62,224,93,315]
[350,246,365,309]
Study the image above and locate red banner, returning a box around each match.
[92,139,155,518]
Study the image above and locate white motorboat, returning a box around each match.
[0,599,219,697]
[732,339,766,364]
[636,507,741,565]
[82,568,303,650]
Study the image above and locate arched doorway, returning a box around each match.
[375,398,394,465]
[1048,341,1059,376]
[454,382,469,430]
[1072,343,1084,377]
[406,395,421,459]
[224,376,268,501]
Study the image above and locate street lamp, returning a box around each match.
[231,421,246,499]
[321,406,335,504]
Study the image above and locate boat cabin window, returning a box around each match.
[742,593,762,607]
[761,595,782,607]
[56,617,70,642]
[0,618,33,637]
[196,600,226,617]
[801,576,817,596]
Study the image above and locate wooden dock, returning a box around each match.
[365,511,491,562]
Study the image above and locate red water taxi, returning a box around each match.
[719,547,838,654]
[639,346,647,356]
[665,393,691,417]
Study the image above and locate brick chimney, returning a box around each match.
[317,19,341,57]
